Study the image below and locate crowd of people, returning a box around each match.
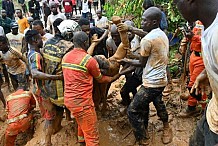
[0,0,217,146]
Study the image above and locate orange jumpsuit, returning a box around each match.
[62,48,112,146]
[187,21,207,108]
[5,89,36,146]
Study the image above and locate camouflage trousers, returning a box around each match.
[127,85,168,141]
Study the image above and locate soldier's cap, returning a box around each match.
[11,23,19,29]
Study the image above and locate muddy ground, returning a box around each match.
[0,76,202,146]
[0,2,202,145]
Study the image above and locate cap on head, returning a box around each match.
[11,23,19,29]
[27,17,34,23]
[49,1,57,8]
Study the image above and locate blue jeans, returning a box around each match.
[189,110,218,146]
[82,12,89,19]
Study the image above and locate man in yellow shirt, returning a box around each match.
[16,9,29,34]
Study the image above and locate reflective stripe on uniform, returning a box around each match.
[95,73,102,80]
[55,79,64,105]
[78,136,85,142]
[62,63,88,72]
[7,113,28,124]
[43,53,61,62]
[6,91,31,102]
[44,44,61,51]
[50,96,64,106]
[80,54,92,66]
[62,54,92,72]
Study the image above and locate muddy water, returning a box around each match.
[0,78,200,146]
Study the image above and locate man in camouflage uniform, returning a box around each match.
[41,18,80,146]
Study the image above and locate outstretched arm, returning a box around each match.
[130,26,148,38]
[118,56,148,67]
[87,34,99,55]
[31,69,63,80]
[110,16,130,60]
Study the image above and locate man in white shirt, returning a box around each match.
[95,10,108,29]
[119,7,172,145]
[174,0,218,145]
[6,23,25,53]
[32,20,53,45]
[0,26,5,36]
[81,0,89,18]
[46,2,66,34]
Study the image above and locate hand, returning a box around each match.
[117,58,130,65]
[179,46,186,55]
[117,23,129,32]
[185,31,194,39]
[111,73,121,82]
[92,34,101,44]
[179,38,188,54]
[191,70,209,95]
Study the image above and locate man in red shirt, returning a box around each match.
[62,31,119,146]
[63,0,72,18]
[3,81,36,146]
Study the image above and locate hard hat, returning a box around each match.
[57,20,81,41]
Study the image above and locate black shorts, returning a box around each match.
[93,2,98,6]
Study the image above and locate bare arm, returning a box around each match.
[119,65,136,75]
[87,42,97,55]
[99,29,109,41]
[87,34,98,55]
[119,56,148,67]
[97,73,120,83]
[129,26,148,38]
[31,69,63,80]
[191,69,209,95]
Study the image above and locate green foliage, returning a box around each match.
[104,0,185,32]
[104,0,186,78]
[104,0,144,28]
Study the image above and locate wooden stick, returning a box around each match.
[123,129,133,140]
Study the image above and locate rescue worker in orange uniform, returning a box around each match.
[4,81,36,146]
[179,20,207,117]
[62,31,120,146]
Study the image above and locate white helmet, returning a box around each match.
[57,20,81,41]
